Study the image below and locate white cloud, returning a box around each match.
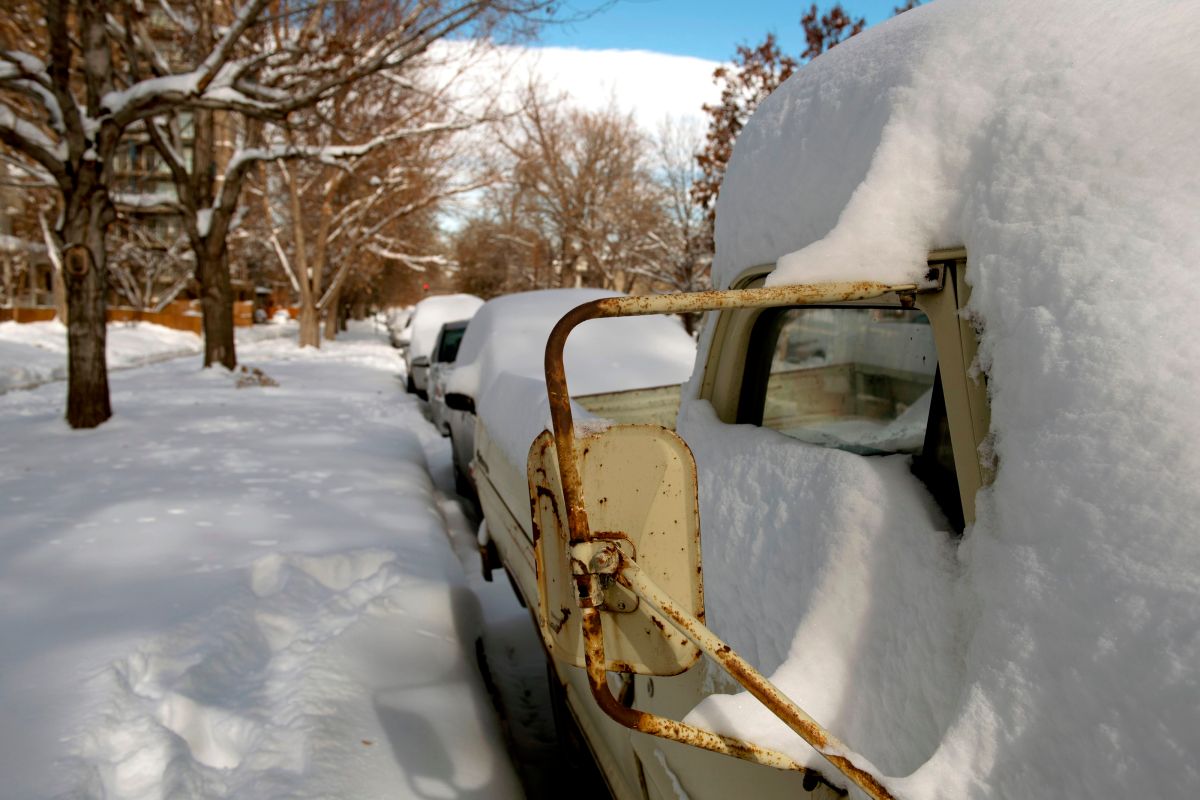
[434,41,722,135]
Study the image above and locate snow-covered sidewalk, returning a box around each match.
[0,322,522,799]
[0,318,297,394]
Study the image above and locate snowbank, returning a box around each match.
[405,294,483,362]
[446,288,696,466]
[0,318,297,393]
[0,323,521,798]
[688,1,1200,797]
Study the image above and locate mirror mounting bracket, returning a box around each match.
[571,538,638,614]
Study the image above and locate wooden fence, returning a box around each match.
[1,301,255,334]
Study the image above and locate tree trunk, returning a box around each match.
[51,263,68,322]
[61,201,112,429]
[197,242,236,369]
[298,298,320,348]
[323,285,340,341]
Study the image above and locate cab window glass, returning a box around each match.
[436,327,466,363]
[760,307,936,455]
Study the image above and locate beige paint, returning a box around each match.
[528,425,704,676]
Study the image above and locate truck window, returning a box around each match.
[746,306,936,454]
[739,304,965,532]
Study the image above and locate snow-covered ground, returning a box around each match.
[0,321,533,799]
[0,318,297,394]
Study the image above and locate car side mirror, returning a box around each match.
[412,356,430,368]
[527,424,703,676]
[444,393,475,414]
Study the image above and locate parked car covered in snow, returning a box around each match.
[402,293,482,398]
[472,3,1200,800]
[427,319,471,436]
[385,305,414,349]
[442,288,695,500]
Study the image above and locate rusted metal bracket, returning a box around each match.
[543,282,916,800]
[617,558,893,800]
[570,540,622,575]
[569,539,639,613]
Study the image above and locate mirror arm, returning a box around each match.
[615,559,896,800]
[577,605,838,780]
[566,542,865,795]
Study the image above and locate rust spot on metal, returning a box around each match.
[549,607,571,634]
[615,562,895,799]
[544,281,917,558]
[578,607,835,782]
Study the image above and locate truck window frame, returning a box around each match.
[704,249,990,529]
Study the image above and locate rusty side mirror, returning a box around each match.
[527,281,943,800]
[528,424,703,675]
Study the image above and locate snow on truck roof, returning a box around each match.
[692,0,1200,797]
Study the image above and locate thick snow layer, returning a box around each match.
[446,288,696,466]
[689,1,1200,798]
[0,319,295,393]
[0,323,521,799]
[406,294,483,362]
[680,402,964,778]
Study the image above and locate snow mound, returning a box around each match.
[688,1,1200,797]
[0,319,297,393]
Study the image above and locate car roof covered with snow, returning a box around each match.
[687,1,1200,797]
[406,294,483,360]
[447,288,696,465]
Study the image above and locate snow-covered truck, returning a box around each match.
[475,2,1200,799]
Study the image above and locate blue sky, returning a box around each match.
[536,0,913,61]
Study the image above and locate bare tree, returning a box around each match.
[1,0,554,426]
[254,64,487,348]
[138,1,553,368]
[108,220,193,312]
[694,4,873,233]
[634,117,711,332]
[500,87,664,291]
